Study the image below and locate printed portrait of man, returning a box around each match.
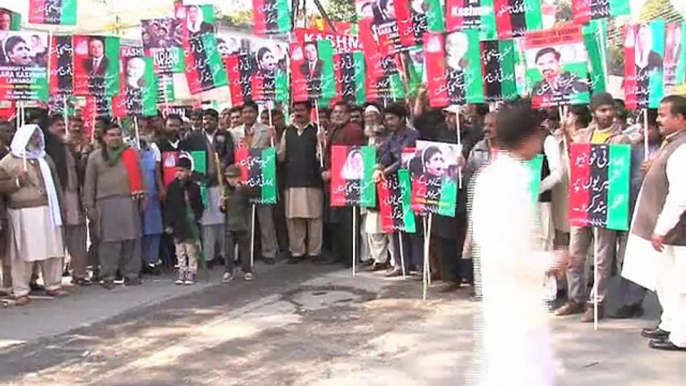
[299,42,324,93]
[83,37,109,77]
[125,56,146,90]
[0,10,11,31]
[3,35,35,67]
[531,47,587,101]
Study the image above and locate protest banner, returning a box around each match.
[624,21,665,110]
[379,169,416,233]
[29,0,77,25]
[409,141,460,217]
[294,29,363,54]
[184,33,228,94]
[445,0,497,40]
[424,30,484,107]
[235,147,277,205]
[364,54,404,104]
[48,35,73,95]
[355,0,402,56]
[395,0,444,48]
[569,143,631,231]
[334,51,366,105]
[330,146,376,208]
[403,46,425,96]
[112,46,158,118]
[493,0,543,39]
[83,95,112,140]
[524,24,590,108]
[175,4,216,40]
[73,35,120,96]
[480,39,517,102]
[141,18,185,74]
[290,40,336,102]
[253,0,291,36]
[572,0,630,25]
[161,151,181,187]
[583,19,608,93]
[664,22,685,96]
[0,31,49,101]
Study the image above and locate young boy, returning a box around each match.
[164,157,204,285]
[221,164,254,282]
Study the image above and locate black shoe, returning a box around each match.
[438,282,461,293]
[263,257,276,265]
[360,259,374,267]
[115,270,123,282]
[641,328,669,340]
[385,267,403,278]
[124,277,142,286]
[91,269,100,282]
[101,280,116,290]
[609,305,644,319]
[287,256,301,264]
[649,340,686,351]
[365,262,389,272]
[72,278,93,287]
[29,283,45,293]
[62,268,71,277]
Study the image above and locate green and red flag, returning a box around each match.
[623,21,665,110]
[290,40,336,102]
[0,31,49,101]
[72,35,120,96]
[480,39,517,102]
[48,34,74,95]
[569,143,631,231]
[410,141,459,217]
[28,0,77,25]
[395,0,444,48]
[235,146,277,205]
[524,24,590,108]
[112,45,158,118]
[493,0,543,39]
[0,8,22,30]
[184,33,228,94]
[445,0,497,40]
[424,30,484,107]
[141,18,185,74]
[379,169,416,233]
[572,0,630,25]
[330,146,376,208]
[253,0,290,36]
[665,22,686,96]
[582,19,608,93]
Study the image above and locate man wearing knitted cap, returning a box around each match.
[554,92,632,323]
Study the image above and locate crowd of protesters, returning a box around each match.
[0,86,683,352]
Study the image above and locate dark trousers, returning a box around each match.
[274,189,289,256]
[331,207,355,266]
[224,230,251,274]
[392,231,424,272]
[619,277,647,307]
[438,216,471,284]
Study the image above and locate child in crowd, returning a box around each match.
[220,164,254,282]
[164,157,204,285]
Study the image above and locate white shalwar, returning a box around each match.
[472,153,556,386]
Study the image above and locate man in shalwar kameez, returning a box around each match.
[0,124,67,305]
[472,103,565,386]
[622,95,686,351]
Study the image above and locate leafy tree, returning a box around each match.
[325,0,356,22]
[555,0,573,24]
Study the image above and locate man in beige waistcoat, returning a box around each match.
[622,95,686,351]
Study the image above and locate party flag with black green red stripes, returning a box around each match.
[445,0,497,40]
[72,35,120,97]
[112,46,157,118]
[330,146,376,208]
[572,0,630,25]
[48,35,73,95]
[334,51,365,105]
[623,21,665,110]
[235,147,277,205]
[290,40,336,102]
[253,0,290,36]
[410,141,459,217]
[184,33,228,94]
[29,0,77,25]
[583,19,608,93]
[379,169,416,233]
[493,0,543,39]
[395,0,444,48]
[480,39,517,102]
[569,143,631,231]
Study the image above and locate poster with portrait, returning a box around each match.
[112,45,157,118]
[408,140,460,217]
[72,35,120,97]
[395,0,444,48]
[0,31,49,101]
[572,0,630,24]
[29,0,78,25]
[480,39,517,102]
[294,28,363,55]
[0,8,22,33]
[252,0,291,36]
[184,33,228,94]
[290,40,336,102]
[493,0,543,39]
[356,0,402,56]
[524,25,590,108]
[664,22,685,95]
[445,0,497,40]
[403,45,425,96]
[424,30,484,108]
[330,146,377,208]
[174,4,216,41]
[623,21,665,110]
[235,147,277,205]
[141,18,184,74]
[365,53,404,103]
[378,169,416,233]
[48,34,73,95]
